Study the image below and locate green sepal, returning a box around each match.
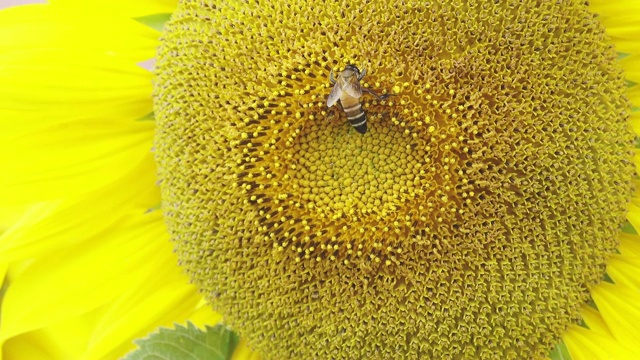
[617,52,630,60]
[135,13,172,32]
[137,111,155,122]
[622,221,638,235]
[549,340,572,360]
[145,203,162,214]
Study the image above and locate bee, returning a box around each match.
[327,65,390,134]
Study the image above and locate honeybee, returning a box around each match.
[327,65,390,134]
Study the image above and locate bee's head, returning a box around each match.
[344,64,361,75]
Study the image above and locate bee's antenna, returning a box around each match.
[358,66,367,80]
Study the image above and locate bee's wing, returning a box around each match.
[327,82,343,107]
[343,76,363,98]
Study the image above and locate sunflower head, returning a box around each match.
[153,0,635,358]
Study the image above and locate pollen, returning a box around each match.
[154,0,635,359]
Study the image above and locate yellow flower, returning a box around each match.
[1,1,639,360]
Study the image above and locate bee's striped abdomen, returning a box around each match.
[342,97,367,134]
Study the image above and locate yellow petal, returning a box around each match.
[0,48,153,123]
[2,208,215,359]
[614,39,640,56]
[0,204,29,233]
[0,156,159,264]
[592,12,640,54]
[2,308,104,360]
[580,305,614,338]
[3,334,65,360]
[90,288,217,359]
[589,1,640,19]
[632,180,640,208]
[619,233,640,257]
[0,261,7,290]
[563,324,634,360]
[607,254,640,291]
[0,119,154,205]
[0,210,170,342]
[601,15,640,36]
[48,0,177,17]
[620,55,640,104]
[0,30,154,139]
[83,230,220,359]
[0,203,66,261]
[0,4,160,62]
[630,111,640,137]
[188,299,223,328]
[627,84,640,108]
[620,55,640,84]
[591,282,640,349]
[626,203,640,232]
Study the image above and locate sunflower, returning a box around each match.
[1,0,639,359]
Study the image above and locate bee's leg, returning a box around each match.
[363,88,393,100]
[357,66,367,80]
[329,70,336,84]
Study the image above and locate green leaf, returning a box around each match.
[135,13,172,32]
[549,340,572,360]
[124,322,239,360]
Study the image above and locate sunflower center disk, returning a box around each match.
[292,122,422,217]
[266,96,470,266]
[154,0,635,358]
